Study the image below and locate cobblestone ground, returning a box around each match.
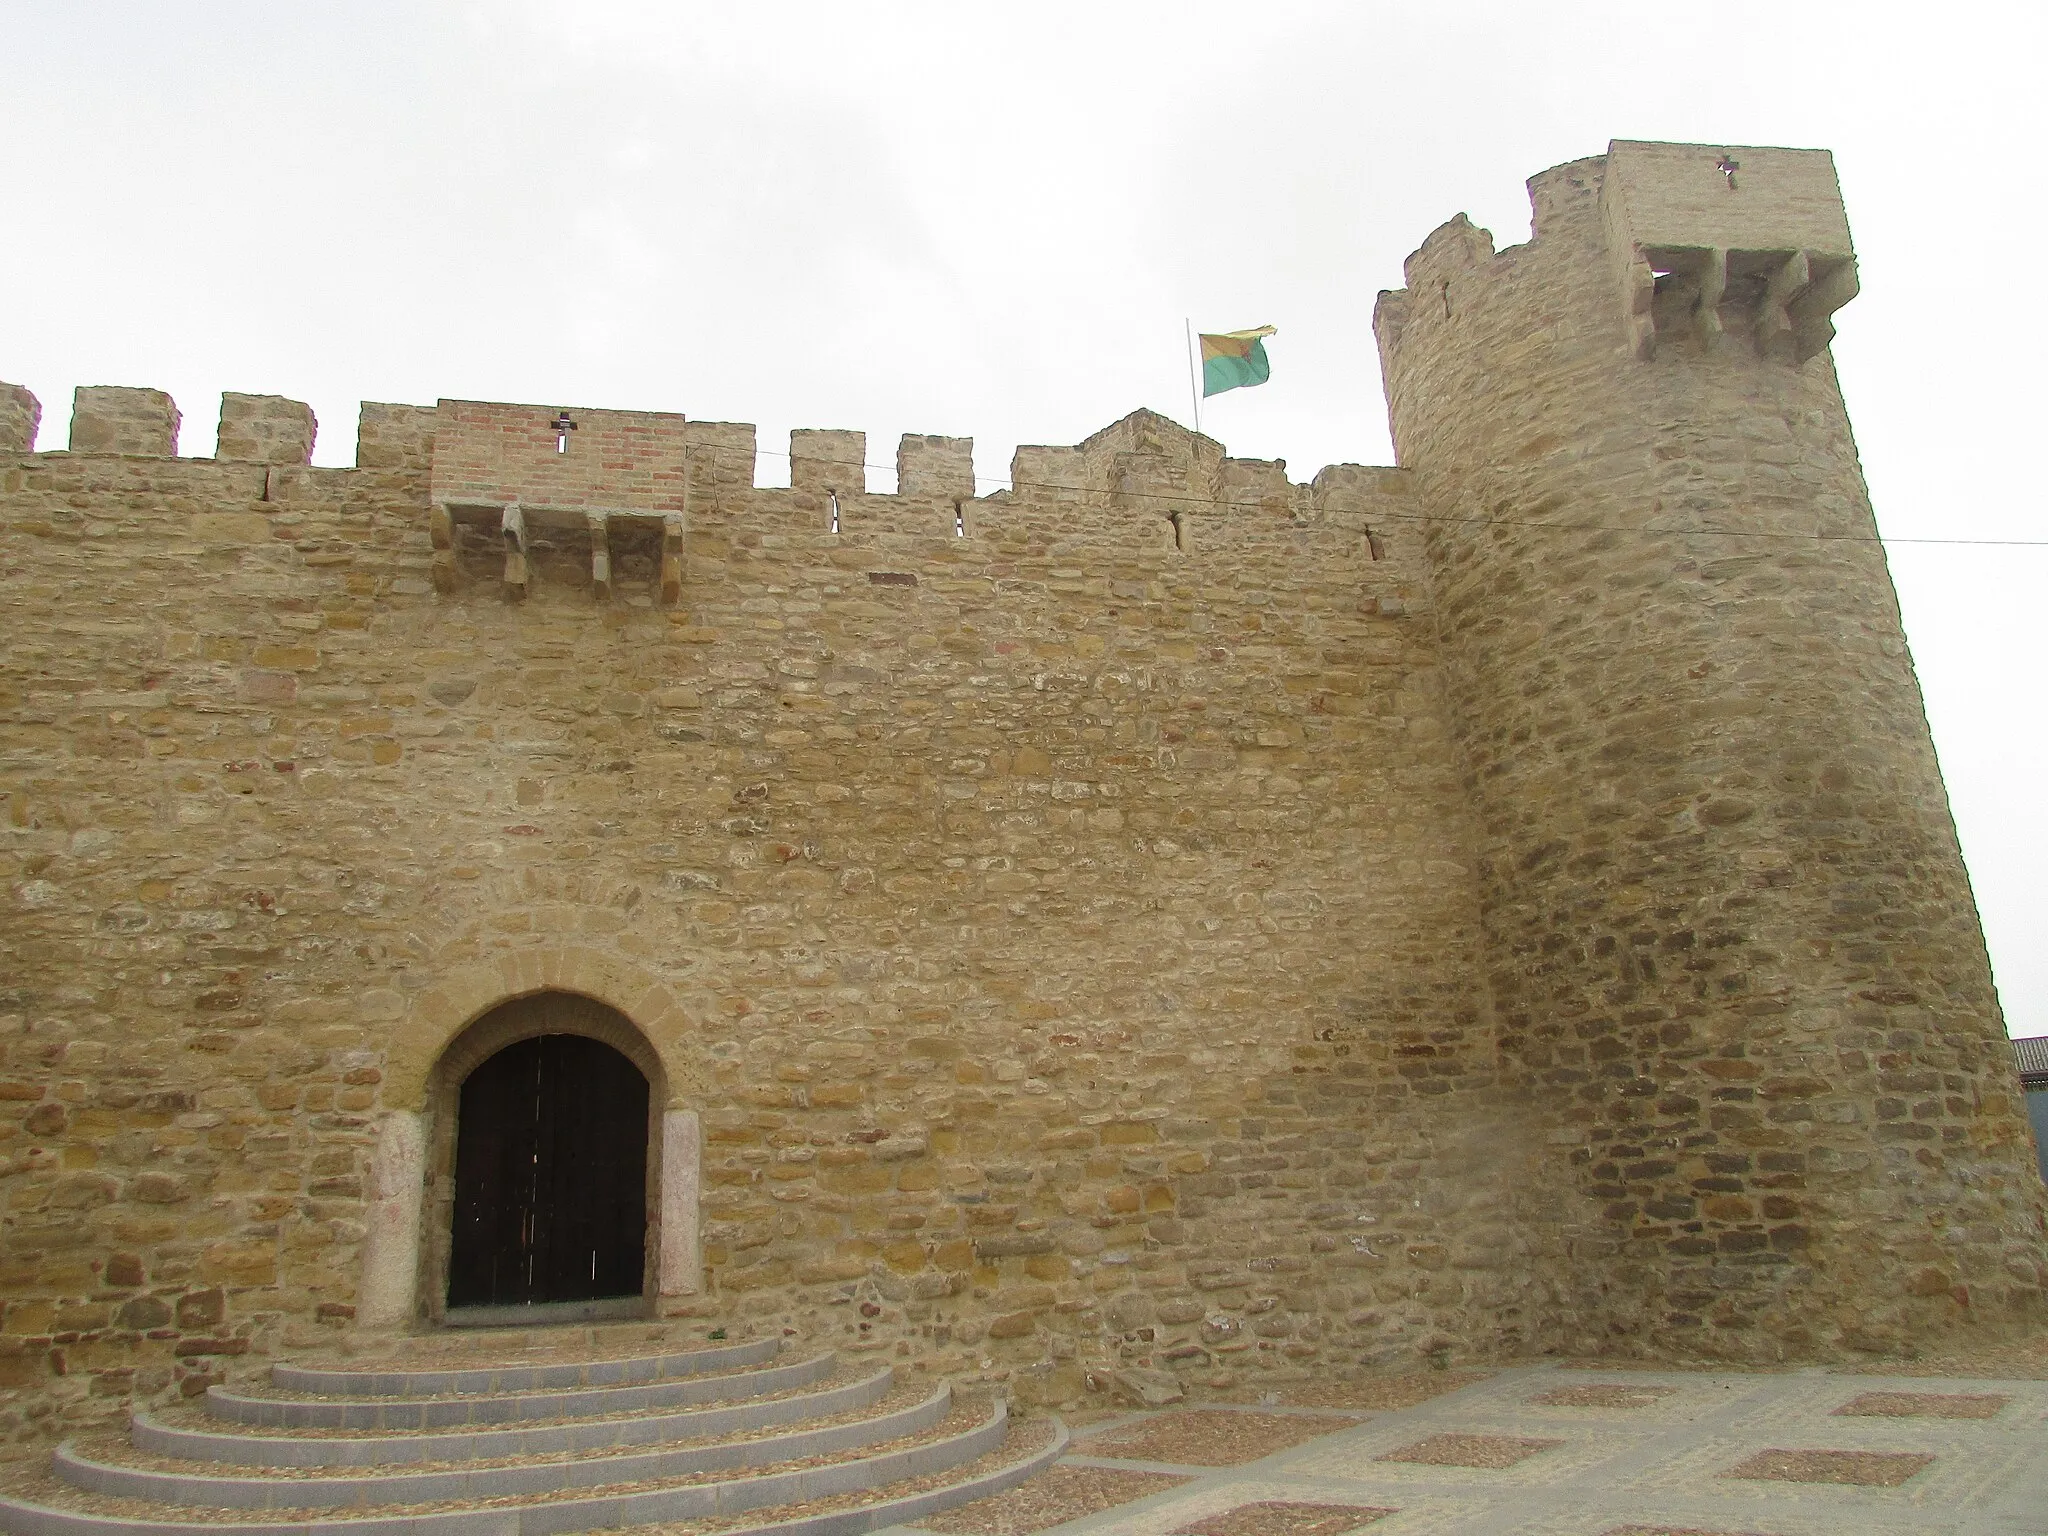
[901,1364,2048,1536]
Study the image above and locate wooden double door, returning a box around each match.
[447,1033,649,1308]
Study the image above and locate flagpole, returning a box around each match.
[1184,318,1201,438]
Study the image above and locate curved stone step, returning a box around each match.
[736,1418,1065,1536]
[0,1400,1048,1536]
[203,1352,835,1430]
[59,1383,952,1510]
[271,1337,776,1398]
[132,1366,893,1468]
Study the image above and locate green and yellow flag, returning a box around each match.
[1200,326,1277,398]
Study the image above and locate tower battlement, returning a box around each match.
[1377,140,1860,373]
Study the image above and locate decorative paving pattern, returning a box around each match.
[1831,1391,2008,1420]
[1529,1383,1681,1409]
[1619,1423,2033,1513]
[1080,1412,1364,1468]
[1722,1449,1937,1488]
[1170,1500,1396,1536]
[921,1464,1194,1535]
[922,1365,2048,1536]
[1374,1432,1565,1469]
[1023,1474,1505,1536]
[1287,1423,1656,1491]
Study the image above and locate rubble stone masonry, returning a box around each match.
[1,140,2042,1443]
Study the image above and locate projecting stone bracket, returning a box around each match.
[429,501,685,604]
[500,501,529,600]
[1600,142,1859,366]
[429,503,457,594]
[1622,245,1858,363]
[588,513,612,601]
[660,514,684,606]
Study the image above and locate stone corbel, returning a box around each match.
[1756,250,1810,361]
[1787,257,1859,364]
[660,514,685,606]
[429,503,457,594]
[1621,252,1658,361]
[589,513,612,602]
[500,502,527,601]
[1693,247,1727,348]
[1756,250,1860,363]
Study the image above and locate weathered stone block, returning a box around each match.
[356,402,436,471]
[896,434,974,499]
[217,393,316,464]
[70,385,179,455]
[790,428,865,493]
[0,381,40,452]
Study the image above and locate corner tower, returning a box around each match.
[1376,142,2046,1357]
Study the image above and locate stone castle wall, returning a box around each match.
[0,391,1528,1437]
[1,139,2042,1442]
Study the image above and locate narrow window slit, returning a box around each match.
[829,490,841,535]
[1366,528,1386,562]
[1169,511,1185,552]
[954,503,966,537]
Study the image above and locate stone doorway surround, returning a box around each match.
[355,947,709,1329]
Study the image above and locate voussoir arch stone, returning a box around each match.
[383,946,708,1110]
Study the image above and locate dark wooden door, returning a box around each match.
[447,1034,649,1308]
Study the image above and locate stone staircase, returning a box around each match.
[0,1332,1064,1536]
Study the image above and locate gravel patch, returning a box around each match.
[1527,1384,1678,1409]
[1722,1448,1936,1487]
[918,1461,1189,1535]
[1172,1500,1396,1536]
[1832,1391,2008,1419]
[1374,1433,1562,1470]
[1078,1411,1362,1467]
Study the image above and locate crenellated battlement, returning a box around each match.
[1,386,1410,607]
[1376,139,1860,375]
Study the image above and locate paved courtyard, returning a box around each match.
[899,1364,2048,1536]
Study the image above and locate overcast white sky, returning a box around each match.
[5,2,2044,1036]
